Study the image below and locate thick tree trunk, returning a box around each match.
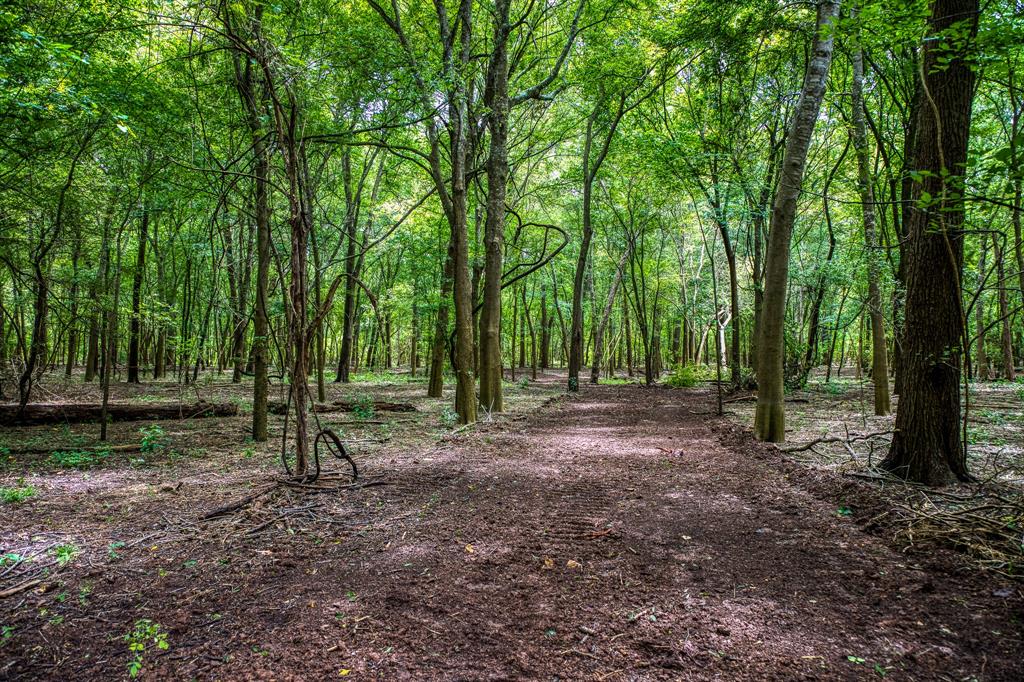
[478,0,511,413]
[883,0,979,485]
[754,0,839,442]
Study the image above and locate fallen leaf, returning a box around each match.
[464,544,474,554]
[339,669,351,676]
[566,560,582,569]
[543,557,554,569]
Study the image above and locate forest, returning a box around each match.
[1,0,1023,679]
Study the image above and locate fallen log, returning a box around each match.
[268,399,416,415]
[0,401,238,426]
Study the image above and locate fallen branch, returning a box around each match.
[0,578,41,599]
[268,400,416,415]
[722,394,809,404]
[779,430,894,453]
[201,483,280,520]
[0,402,238,426]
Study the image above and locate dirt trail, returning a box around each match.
[4,384,1022,680]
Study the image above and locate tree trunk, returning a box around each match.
[429,234,456,398]
[590,246,631,383]
[994,239,1016,381]
[975,235,989,380]
[883,0,979,485]
[478,0,511,412]
[127,206,148,384]
[754,0,839,442]
[852,37,891,415]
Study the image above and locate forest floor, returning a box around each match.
[1,371,1023,680]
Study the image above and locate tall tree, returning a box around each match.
[882,0,980,484]
[754,0,840,442]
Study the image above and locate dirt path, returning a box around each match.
[4,385,1022,680]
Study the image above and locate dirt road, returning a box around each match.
[3,384,1022,680]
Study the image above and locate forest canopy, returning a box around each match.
[1,0,1023,486]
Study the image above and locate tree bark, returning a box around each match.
[478,0,512,413]
[852,36,891,415]
[127,206,148,383]
[754,0,839,442]
[883,0,979,485]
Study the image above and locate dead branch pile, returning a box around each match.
[889,489,1024,577]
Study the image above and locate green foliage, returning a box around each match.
[0,479,36,504]
[439,406,458,429]
[52,542,80,567]
[665,365,711,388]
[139,426,168,454]
[48,448,110,470]
[351,394,375,420]
[125,619,169,678]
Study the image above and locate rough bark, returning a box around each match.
[882,0,979,485]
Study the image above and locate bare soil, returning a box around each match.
[1,377,1022,680]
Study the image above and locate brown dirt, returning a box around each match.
[1,381,1022,680]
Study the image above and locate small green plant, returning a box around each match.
[241,446,256,459]
[108,541,126,560]
[1,479,36,504]
[52,543,80,567]
[1,625,13,647]
[1,552,23,567]
[125,619,169,678]
[517,377,530,388]
[139,426,168,454]
[440,406,458,429]
[351,394,375,420]
[48,448,109,469]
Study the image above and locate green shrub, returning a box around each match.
[665,365,709,388]
[52,542,80,567]
[351,394,375,420]
[440,406,458,429]
[139,426,168,454]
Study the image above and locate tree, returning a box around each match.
[754,0,840,442]
[882,0,980,485]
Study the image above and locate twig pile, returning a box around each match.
[891,489,1024,577]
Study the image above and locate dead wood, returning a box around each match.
[0,402,238,426]
[779,430,894,453]
[267,400,416,415]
